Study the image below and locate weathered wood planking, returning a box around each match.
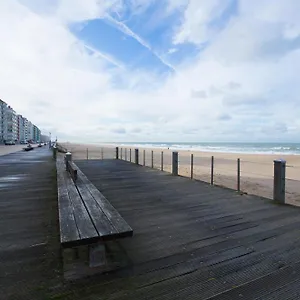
[56,157,132,248]
[74,165,133,237]
[71,158,300,300]
[56,161,79,246]
[75,177,117,238]
[67,160,78,182]
[62,169,98,242]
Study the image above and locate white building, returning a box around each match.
[17,115,26,142]
[6,106,18,142]
[27,121,34,142]
[0,99,42,144]
[23,117,28,142]
[0,99,7,143]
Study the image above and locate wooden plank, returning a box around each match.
[63,171,99,242]
[67,160,78,182]
[74,165,133,237]
[56,160,80,246]
[76,177,119,239]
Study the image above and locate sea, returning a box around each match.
[118,142,300,155]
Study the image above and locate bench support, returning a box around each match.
[65,152,72,170]
[89,242,106,268]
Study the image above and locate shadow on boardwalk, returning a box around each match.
[2,153,300,299]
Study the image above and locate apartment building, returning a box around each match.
[0,99,42,144]
[5,105,17,142]
[27,121,33,142]
[17,115,27,142]
[0,99,7,143]
[33,125,41,142]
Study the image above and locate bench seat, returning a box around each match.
[56,158,133,249]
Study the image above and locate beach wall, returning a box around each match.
[59,142,300,206]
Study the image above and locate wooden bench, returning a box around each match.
[56,157,133,269]
[66,160,78,182]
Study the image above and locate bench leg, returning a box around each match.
[88,242,106,268]
[72,247,79,259]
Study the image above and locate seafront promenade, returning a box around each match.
[0,144,27,157]
[2,147,300,299]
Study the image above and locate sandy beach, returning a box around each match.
[0,145,27,157]
[60,142,300,206]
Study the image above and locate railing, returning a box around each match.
[57,144,300,206]
[117,147,295,205]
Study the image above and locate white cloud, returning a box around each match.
[0,0,300,142]
[173,0,234,45]
[104,14,176,71]
[168,48,178,54]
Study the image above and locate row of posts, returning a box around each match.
[115,147,286,204]
[55,146,286,205]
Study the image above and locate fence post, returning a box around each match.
[121,148,123,160]
[125,148,127,161]
[143,150,146,166]
[87,148,89,160]
[237,158,241,191]
[116,147,119,159]
[101,148,103,160]
[65,152,72,171]
[135,149,139,164]
[130,149,132,162]
[211,156,214,185]
[151,151,154,168]
[172,152,178,176]
[191,154,194,179]
[273,159,286,203]
[161,151,164,171]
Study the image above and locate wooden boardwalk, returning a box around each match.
[73,158,300,300]
[3,151,300,299]
[0,148,59,300]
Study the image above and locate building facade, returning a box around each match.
[17,115,27,142]
[0,99,42,144]
[5,106,17,142]
[33,125,41,142]
[0,99,7,143]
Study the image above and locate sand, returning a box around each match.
[59,142,300,206]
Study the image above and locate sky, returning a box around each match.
[1,0,300,143]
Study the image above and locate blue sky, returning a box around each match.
[1,0,300,142]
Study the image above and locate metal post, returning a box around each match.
[273,159,286,203]
[121,148,123,160]
[101,148,103,160]
[211,156,214,185]
[87,148,89,160]
[143,149,146,166]
[237,158,241,191]
[161,151,164,171]
[116,147,119,159]
[130,149,132,162]
[151,151,154,168]
[191,154,194,179]
[65,152,72,171]
[125,148,127,161]
[135,149,139,164]
[172,152,178,176]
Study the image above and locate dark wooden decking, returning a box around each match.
[73,158,300,300]
[0,148,59,300]
[3,151,300,300]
